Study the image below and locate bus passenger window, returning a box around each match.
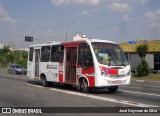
[51,45,64,62]
[78,43,93,69]
[41,46,50,62]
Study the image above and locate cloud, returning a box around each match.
[107,2,132,12]
[0,3,16,25]
[51,0,99,6]
[144,9,160,20]
[76,9,98,16]
[104,0,148,4]
[51,0,71,6]
[76,10,89,16]
[129,0,148,4]
[144,9,160,28]
[149,22,160,28]
[123,14,133,21]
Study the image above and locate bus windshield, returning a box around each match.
[92,42,129,66]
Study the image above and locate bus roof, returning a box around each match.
[29,35,117,48]
[89,39,117,44]
[29,41,61,47]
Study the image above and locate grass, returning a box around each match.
[131,73,160,82]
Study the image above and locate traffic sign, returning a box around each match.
[25,36,33,42]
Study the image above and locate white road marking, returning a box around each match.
[120,90,160,97]
[26,83,159,108]
[135,80,145,82]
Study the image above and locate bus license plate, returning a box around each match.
[109,80,123,84]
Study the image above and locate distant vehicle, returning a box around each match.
[8,64,27,75]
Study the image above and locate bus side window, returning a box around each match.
[29,47,33,62]
[41,46,50,62]
[51,45,64,62]
[78,43,93,69]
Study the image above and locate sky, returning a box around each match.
[0,0,160,48]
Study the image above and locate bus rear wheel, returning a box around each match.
[79,78,90,93]
[108,86,118,93]
[41,77,48,87]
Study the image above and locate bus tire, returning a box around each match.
[79,78,90,93]
[64,84,72,88]
[108,86,118,93]
[41,77,48,87]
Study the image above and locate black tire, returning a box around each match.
[41,77,48,87]
[64,84,73,88]
[108,86,118,93]
[80,78,90,93]
[16,71,19,74]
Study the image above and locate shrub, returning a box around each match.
[136,60,150,77]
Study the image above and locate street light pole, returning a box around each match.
[66,21,79,41]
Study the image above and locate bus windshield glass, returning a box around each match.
[92,42,129,66]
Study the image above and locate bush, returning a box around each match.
[136,60,150,77]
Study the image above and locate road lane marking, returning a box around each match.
[26,83,159,108]
[135,80,145,82]
[49,88,159,107]
[120,90,160,97]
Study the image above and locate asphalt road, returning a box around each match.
[0,70,160,116]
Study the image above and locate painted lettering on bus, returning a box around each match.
[47,64,58,69]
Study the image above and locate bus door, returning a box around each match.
[65,47,77,83]
[34,49,40,78]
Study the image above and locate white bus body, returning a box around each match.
[27,35,131,92]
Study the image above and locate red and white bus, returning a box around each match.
[27,34,131,92]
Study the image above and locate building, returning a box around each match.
[119,39,160,70]
[120,39,160,53]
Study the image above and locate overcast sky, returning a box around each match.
[0,0,160,48]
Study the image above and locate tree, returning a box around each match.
[136,44,148,61]
[136,44,150,77]
[6,53,15,64]
[0,45,10,54]
[0,48,28,68]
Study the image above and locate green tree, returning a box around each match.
[0,45,10,54]
[136,44,148,60]
[6,53,15,64]
[0,55,3,66]
[137,60,150,77]
[136,44,150,77]
[15,50,28,68]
